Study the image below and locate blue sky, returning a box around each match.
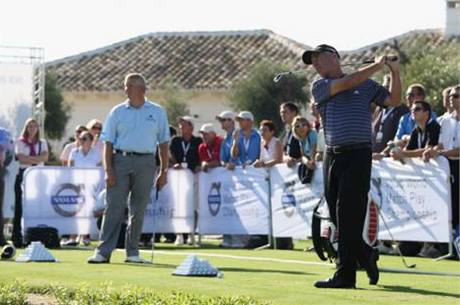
[0,0,446,61]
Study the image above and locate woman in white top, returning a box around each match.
[60,125,88,166]
[68,131,102,167]
[253,120,283,168]
[12,118,49,247]
[64,131,102,247]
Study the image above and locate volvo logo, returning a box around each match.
[51,183,85,217]
[282,181,296,217]
[208,182,221,216]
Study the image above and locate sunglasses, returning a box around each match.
[79,137,92,141]
[92,125,102,130]
[411,107,424,113]
[220,118,232,122]
[450,93,459,98]
[294,123,308,129]
[75,129,85,134]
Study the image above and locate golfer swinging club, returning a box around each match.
[304,44,401,288]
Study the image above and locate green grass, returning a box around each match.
[1,240,459,305]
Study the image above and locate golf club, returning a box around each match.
[377,205,416,269]
[273,55,399,83]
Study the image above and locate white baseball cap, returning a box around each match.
[215,110,236,121]
[236,111,254,121]
[199,123,216,134]
[177,116,194,126]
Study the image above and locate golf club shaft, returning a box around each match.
[377,205,416,268]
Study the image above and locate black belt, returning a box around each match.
[114,149,153,156]
[326,143,371,154]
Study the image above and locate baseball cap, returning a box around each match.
[302,44,340,65]
[177,116,194,126]
[215,110,236,121]
[199,123,216,134]
[236,111,254,121]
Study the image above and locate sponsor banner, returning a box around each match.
[370,157,452,243]
[22,166,104,235]
[143,169,195,233]
[270,163,323,238]
[198,167,270,235]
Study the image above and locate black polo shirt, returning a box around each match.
[170,135,202,170]
[406,118,440,150]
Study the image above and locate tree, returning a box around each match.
[44,72,71,140]
[155,79,190,124]
[400,42,460,115]
[230,61,309,132]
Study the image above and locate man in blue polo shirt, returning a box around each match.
[88,73,170,264]
[230,111,261,167]
[304,44,401,288]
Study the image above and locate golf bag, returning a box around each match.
[25,225,60,249]
[311,195,379,262]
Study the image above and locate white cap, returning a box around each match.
[177,116,194,126]
[236,111,254,121]
[215,111,235,121]
[199,123,216,134]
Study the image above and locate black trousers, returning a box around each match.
[323,147,373,282]
[12,168,26,246]
[449,159,459,229]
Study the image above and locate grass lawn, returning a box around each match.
[1,240,459,305]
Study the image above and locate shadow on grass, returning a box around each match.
[109,262,177,269]
[379,285,460,299]
[219,266,316,276]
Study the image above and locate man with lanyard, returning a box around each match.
[198,123,222,172]
[88,73,170,264]
[216,111,238,170]
[304,44,401,288]
[279,102,302,167]
[391,101,440,161]
[230,111,261,167]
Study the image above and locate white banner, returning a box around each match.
[270,163,323,238]
[370,157,452,243]
[198,167,269,235]
[22,166,104,235]
[143,169,195,233]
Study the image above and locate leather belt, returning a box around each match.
[114,149,153,156]
[326,143,371,154]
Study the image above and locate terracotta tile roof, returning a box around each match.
[46,30,307,91]
[47,29,459,92]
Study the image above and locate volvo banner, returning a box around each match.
[198,167,270,235]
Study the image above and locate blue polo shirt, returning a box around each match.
[312,78,389,146]
[233,129,261,165]
[220,129,237,164]
[101,100,170,154]
[395,111,437,140]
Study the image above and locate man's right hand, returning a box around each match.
[105,171,116,187]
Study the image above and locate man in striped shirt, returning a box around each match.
[303,44,401,288]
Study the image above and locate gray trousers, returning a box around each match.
[97,154,156,258]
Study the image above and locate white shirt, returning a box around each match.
[438,115,460,160]
[260,137,278,163]
[15,138,48,168]
[69,147,102,167]
[60,142,77,163]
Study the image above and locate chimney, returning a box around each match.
[446,0,460,37]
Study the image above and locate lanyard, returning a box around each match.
[286,131,293,155]
[378,108,395,132]
[181,140,190,162]
[417,131,426,148]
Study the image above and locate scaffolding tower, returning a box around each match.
[0,46,45,135]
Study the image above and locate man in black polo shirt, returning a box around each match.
[279,102,302,167]
[304,44,401,288]
[391,101,440,160]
